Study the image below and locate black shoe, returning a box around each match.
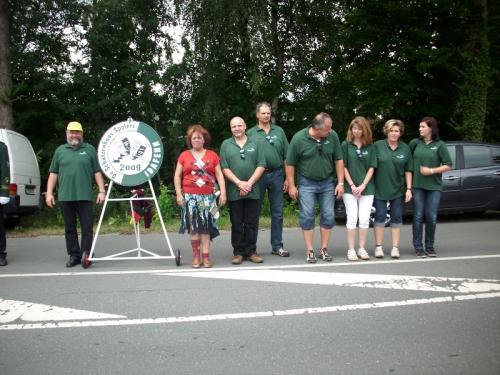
[0,255,7,266]
[415,249,427,258]
[318,248,333,261]
[66,256,81,267]
[426,248,437,257]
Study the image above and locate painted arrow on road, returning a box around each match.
[161,270,500,293]
[0,298,126,324]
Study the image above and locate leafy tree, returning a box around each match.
[452,0,493,141]
[5,0,500,192]
[485,0,500,141]
[10,0,87,172]
[9,0,175,180]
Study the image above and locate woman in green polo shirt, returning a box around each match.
[409,117,452,258]
[373,119,413,259]
[342,116,377,261]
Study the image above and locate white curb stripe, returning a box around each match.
[0,254,499,279]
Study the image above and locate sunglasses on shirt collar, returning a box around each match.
[316,140,323,153]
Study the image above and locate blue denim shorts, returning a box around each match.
[373,196,403,227]
[298,175,335,230]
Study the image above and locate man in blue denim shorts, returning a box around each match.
[285,112,345,263]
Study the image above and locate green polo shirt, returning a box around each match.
[286,127,342,181]
[373,139,413,200]
[247,124,288,171]
[341,141,377,195]
[0,142,10,197]
[409,138,452,191]
[220,137,266,201]
[49,142,101,201]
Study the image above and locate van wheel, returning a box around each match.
[5,217,20,229]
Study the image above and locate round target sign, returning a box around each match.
[98,119,163,186]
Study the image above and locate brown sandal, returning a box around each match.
[202,254,212,268]
[192,257,201,268]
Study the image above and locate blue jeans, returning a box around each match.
[297,175,335,230]
[412,188,441,251]
[373,197,403,227]
[259,169,284,250]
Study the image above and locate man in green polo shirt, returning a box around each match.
[247,101,289,257]
[46,121,106,267]
[286,112,345,263]
[220,116,266,265]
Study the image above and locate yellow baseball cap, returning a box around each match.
[67,121,83,132]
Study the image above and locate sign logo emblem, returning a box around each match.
[98,119,163,186]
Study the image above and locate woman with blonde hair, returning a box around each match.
[174,124,226,268]
[372,119,413,259]
[341,116,377,261]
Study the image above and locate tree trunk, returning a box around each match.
[0,0,14,130]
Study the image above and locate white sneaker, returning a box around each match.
[391,247,400,259]
[347,249,358,261]
[357,248,370,260]
[374,246,384,258]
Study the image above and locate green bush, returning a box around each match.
[154,184,178,222]
[14,186,304,233]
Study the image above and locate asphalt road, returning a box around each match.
[1,219,499,375]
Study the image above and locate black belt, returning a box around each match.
[265,168,281,173]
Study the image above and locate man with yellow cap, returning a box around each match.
[46,121,106,267]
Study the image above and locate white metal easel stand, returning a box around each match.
[83,180,180,267]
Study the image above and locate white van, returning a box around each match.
[0,129,41,225]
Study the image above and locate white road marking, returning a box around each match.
[1,292,499,330]
[161,270,500,293]
[1,254,499,330]
[0,299,125,324]
[0,254,499,279]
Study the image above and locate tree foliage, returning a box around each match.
[4,0,499,185]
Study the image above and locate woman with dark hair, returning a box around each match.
[409,117,452,257]
[373,119,413,259]
[174,124,227,268]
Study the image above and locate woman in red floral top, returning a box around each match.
[174,125,226,268]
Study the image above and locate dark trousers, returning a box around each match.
[0,205,6,255]
[60,201,93,258]
[258,169,284,250]
[229,199,260,257]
